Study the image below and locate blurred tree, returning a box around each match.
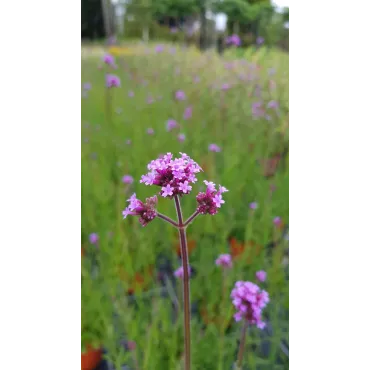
[81,0,105,40]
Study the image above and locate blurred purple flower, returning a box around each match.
[147,128,154,135]
[83,82,91,91]
[128,91,134,97]
[273,217,282,227]
[209,144,221,152]
[102,54,115,66]
[267,100,279,109]
[147,96,154,104]
[175,90,186,101]
[183,106,192,120]
[249,202,258,210]
[122,175,134,184]
[221,83,231,91]
[166,119,178,132]
[126,139,131,145]
[174,266,191,279]
[178,133,186,142]
[252,101,264,117]
[106,74,120,88]
[89,233,99,244]
[256,270,267,282]
[226,34,241,46]
[155,44,164,53]
[215,254,233,269]
[194,76,200,83]
[256,36,264,45]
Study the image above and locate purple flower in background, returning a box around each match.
[267,100,279,109]
[256,36,264,45]
[209,144,221,152]
[174,266,191,279]
[170,27,178,33]
[252,101,264,117]
[249,202,258,210]
[178,133,186,142]
[194,76,200,83]
[231,281,269,328]
[166,119,178,132]
[256,270,267,282]
[147,128,154,135]
[215,254,233,269]
[128,91,134,97]
[268,68,276,76]
[107,35,117,45]
[126,139,132,145]
[106,74,120,88]
[147,96,154,104]
[122,175,134,184]
[102,54,115,66]
[175,90,186,101]
[226,34,241,46]
[89,233,99,244]
[155,44,165,53]
[273,217,282,227]
[183,106,192,120]
[221,83,231,91]
[83,82,91,91]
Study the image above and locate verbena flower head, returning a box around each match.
[174,266,191,279]
[128,91,134,97]
[209,144,221,152]
[249,202,258,210]
[215,254,233,269]
[106,74,120,88]
[166,119,178,132]
[226,34,241,46]
[267,100,279,109]
[147,128,154,135]
[256,270,267,282]
[89,233,99,244]
[231,281,269,329]
[273,216,282,227]
[102,54,115,66]
[221,83,231,91]
[122,194,158,227]
[122,175,134,184]
[256,36,265,45]
[178,133,186,142]
[183,106,192,120]
[155,44,164,53]
[196,181,228,215]
[175,90,186,101]
[83,82,91,91]
[139,152,202,198]
[252,101,264,117]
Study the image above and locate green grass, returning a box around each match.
[82,42,289,370]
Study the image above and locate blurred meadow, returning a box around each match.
[81,41,289,370]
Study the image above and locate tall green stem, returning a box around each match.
[235,319,248,370]
[174,195,191,370]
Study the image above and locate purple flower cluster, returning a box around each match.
[174,266,191,279]
[122,194,158,226]
[175,90,186,101]
[231,281,269,329]
[140,153,202,198]
[215,253,233,269]
[106,74,121,88]
[226,34,241,46]
[102,54,115,67]
[166,119,178,132]
[196,181,228,215]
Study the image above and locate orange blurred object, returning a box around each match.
[175,239,197,257]
[81,345,102,370]
[230,238,263,264]
[119,265,154,294]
